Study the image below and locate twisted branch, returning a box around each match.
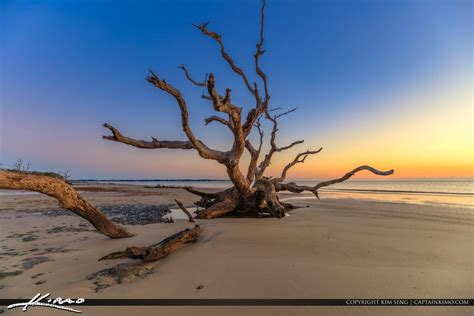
[145,70,229,163]
[174,199,195,222]
[178,65,207,87]
[204,115,233,129]
[275,166,395,198]
[193,22,255,95]
[254,0,269,105]
[273,147,323,183]
[183,186,218,198]
[103,124,195,150]
[257,107,303,177]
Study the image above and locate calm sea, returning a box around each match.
[101,180,474,208]
[91,180,474,194]
[1,180,473,208]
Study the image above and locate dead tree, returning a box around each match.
[103,0,394,219]
[0,170,133,239]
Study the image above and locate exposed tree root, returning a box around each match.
[196,198,237,219]
[185,166,394,219]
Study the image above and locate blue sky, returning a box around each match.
[1,0,472,179]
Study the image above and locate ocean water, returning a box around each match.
[88,180,473,194]
[95,180,474,209]
[1,180,472,208]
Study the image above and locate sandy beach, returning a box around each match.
[0,183,472,315]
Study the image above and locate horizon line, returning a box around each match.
[71,178,474,182]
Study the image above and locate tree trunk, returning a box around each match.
[186,178,294,219]
[0,170,133,239]
[185,165,394,220]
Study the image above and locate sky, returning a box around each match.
[0,0,472,180]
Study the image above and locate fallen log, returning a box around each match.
[0,170,132,239]
[99,225,202,262]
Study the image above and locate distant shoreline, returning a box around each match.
[66,180,474,198]
[72,179,229,183]
[71,179,474,183]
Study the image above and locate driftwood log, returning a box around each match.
[99,225,202,262]
[100,0,394,220]
[0,170,132,239]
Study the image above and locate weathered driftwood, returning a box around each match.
[99,225,202,262]
[0,170,132,239]
[174,199,195,222]
[275,166,395,199]
[102,0,394,219]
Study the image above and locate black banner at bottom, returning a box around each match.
[1,299,473,307]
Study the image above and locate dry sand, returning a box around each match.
[0,184,472,315]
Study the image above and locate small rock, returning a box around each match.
[196,285,204,290]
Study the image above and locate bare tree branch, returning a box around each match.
[183,186,219,198]
[193,22,255,95]
[275,166,395,198]
[204,115,233,129]
[254,0,269,105]
[178,65,207,87]
[174,199,195,222]
[314,166,395,191]
[275,107,297,119]
[146,70,229,163]
[103,123,195,150]
[206,73,241,118]
[257,107,303,177]
[273,147,323,183]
